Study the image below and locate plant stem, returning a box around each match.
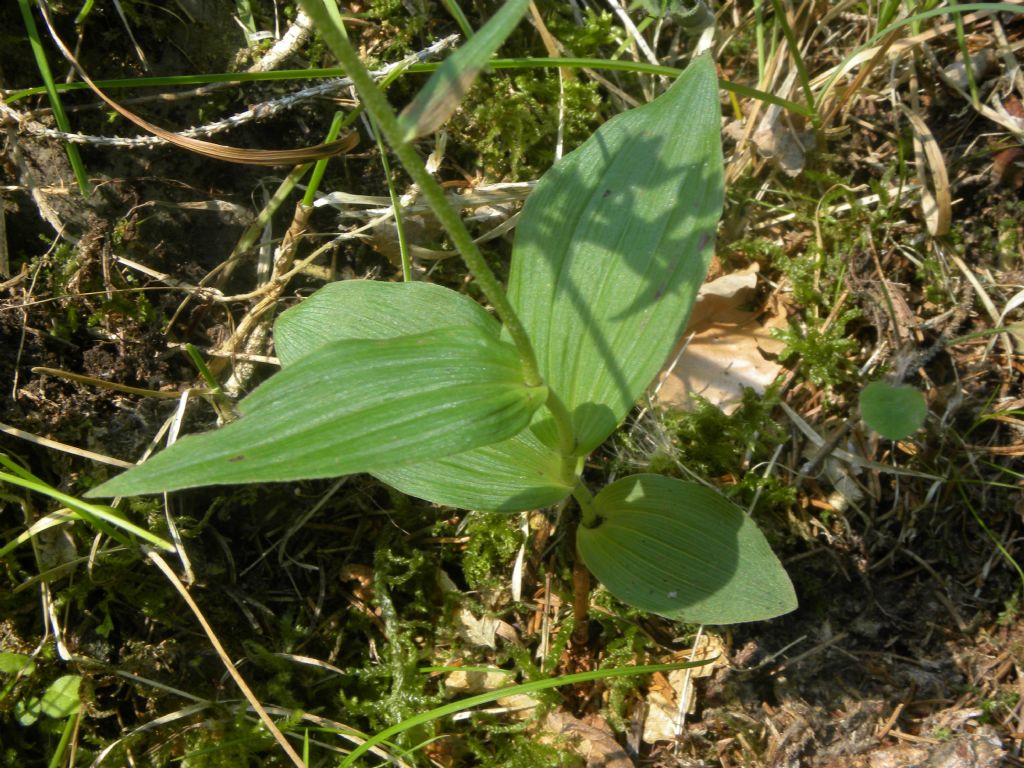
[546,389,577,457]
[371,117,413,281]
[572,480,599,529]
[768,0,819,128]
[303,0,582,458]
[302,110,346,207]
[301,0,543,385]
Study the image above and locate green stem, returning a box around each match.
[768,0,819,128]
[303,0,544,386]
[947,0,979,108]
[754,0,766,85]
[46,710,78,768]
[546,389,577,458]
[233,163,312,262]
[74,0,95,26]
[371,117,413,282]
[440,0,474,38]
[302,110,346,207]
[573,480,599,529]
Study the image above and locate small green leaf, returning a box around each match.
[88,327,545,497]
[859,381,927,439]
[15,701,38,726]
[397,0,530,141]
[275,280,575,512]
[274,280,498,366]
[0,652,35,676]
[17,674,81,725]
[577,474,796,624]
[508,55,725,454]
[39,675,81,719]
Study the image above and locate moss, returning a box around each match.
[336,525,446,751]
[594,621,650,730]
[774,308,861,389]
[450,72,602,180]
[465,735,582,767]
[359,0,430,62]
[462,511,524,592]
[617,388,796,513]
[546,7,617,51]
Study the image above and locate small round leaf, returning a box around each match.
[859,381,927,440]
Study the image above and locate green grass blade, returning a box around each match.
[768,0,819,127]
[15,0,90,195]
[0,457,174,552]
[440,0,475,38]
[397,0,529,140]
[302,111,347,207]
[73,0,95,26]
[46,710,78,768]
[7,59,813,118]
[340,661,711,767]
[947,0,980,106]
[369,118,413,281]
[754,0,766,84]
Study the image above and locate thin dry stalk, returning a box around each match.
[37,4,359,166]
[208,201,313,389]
[146,551,306,768]
[0,420,134,468]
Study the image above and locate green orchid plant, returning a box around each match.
[89,0,796,625]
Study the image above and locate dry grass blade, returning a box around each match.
[31,366,194,400]
[819,27,902,128]
[811,5,1020,99]
[37,4,359,166]
[899,104,952,236]
[146,551,306,768]
[0,420,135,469]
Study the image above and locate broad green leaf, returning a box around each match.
[0,652,35,676]
[274,280,574,511]
[508,55,724,455]
[397,0,530,141]
[39,674,81,718]
[274,280,498,366]
[87,327,546,497]
[859,381,927,440]
[17,674,81,725]
[577,474,796,624]
[372,427,574,512]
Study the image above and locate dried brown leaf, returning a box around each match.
[655,267,786,414]
[544,712,634,768]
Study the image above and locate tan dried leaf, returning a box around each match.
[642,635,725,744]
[655,267,786,415]
[544,712,634,767]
